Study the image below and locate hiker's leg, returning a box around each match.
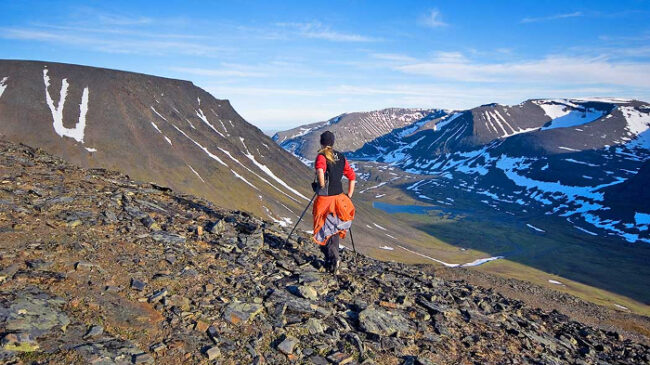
[328,234,340,265]
[321,235,337,267]
[320,244,329,266]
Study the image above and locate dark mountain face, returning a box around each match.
[0,60,313,223]
[347,98,650,243]
[601,159,650,222]
[273,108,440,161]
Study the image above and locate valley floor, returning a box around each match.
[350,161,650,319]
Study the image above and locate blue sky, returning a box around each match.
[2,1,649,130]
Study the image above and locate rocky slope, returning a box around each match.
[273,108,442,161]
[349,98,650,243]
[2,140,649,364]
[0,60,312,223]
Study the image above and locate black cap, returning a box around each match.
[320,131,335,146]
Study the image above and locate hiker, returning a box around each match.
[312,131,356,274]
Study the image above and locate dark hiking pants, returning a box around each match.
[321,234,339,267]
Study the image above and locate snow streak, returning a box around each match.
[43,68,90,144]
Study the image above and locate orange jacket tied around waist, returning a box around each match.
[312,194,355,246]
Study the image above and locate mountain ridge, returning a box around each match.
[0,59,312,224]
[273,108,443,161]
[342,98,650,243]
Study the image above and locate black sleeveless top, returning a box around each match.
[318,150,346,196]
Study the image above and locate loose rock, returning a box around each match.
[277,336,298,355]
[223,302,264,325]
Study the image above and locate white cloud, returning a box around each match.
[370,53,417,63]
[276,21,378,42]
[171,66,270,78]
[599,33,650,42]
[0,27,222,56]
[235,106,339,126]
[33,23,209,40]
[206,80,648,130]
[97,14,153,26]
[396,54,650,87]
[420,9,448,28]
[207,86,323,97]
[521,11,583,24]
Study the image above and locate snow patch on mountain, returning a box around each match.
[150,121,162,134]
[240,139,310,201]
[0,77,7,99]
[231,169,259,190]
[564,158,598,167]
[382,136,426,164]
[216,145,308,199]
[541,108,605,131]
[574,225,598,236]
[434,112,462,131]
[150,106,168,121]
[575,97,633,103]
[187,164,205,183]
[461,256,504,267]
[196,108,226,138]
[621,106,650,148]
[43,68,90,144]
[636,212,650,225]
[170,124,227,167]
[527,224,545,232]
[538,102,571,120]
[149,120,172,145]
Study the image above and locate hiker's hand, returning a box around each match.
[311,181,319,192]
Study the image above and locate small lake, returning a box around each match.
[372,201,436,215]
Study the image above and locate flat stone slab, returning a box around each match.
[151,232,186,244]
[223,302,264,325]
[359,306,416,338]
[277,336,298,355]
[0,288,70,338]
[73,338,145,364]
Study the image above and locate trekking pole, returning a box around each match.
[348,226,357,267]
[284,192,317,248]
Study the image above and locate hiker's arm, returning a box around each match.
[316,169,326,187]
[315,155,327,188]
[347,180,356,198]
[343,158,356,198]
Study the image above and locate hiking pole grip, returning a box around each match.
[284,192,317,248]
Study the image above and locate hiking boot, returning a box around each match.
[330,259,340,275]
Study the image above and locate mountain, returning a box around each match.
[1,139,648,363]
[349,98,650,243]
[0,60,455,259]
[0,59,313,224]
[273,108,443,161]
